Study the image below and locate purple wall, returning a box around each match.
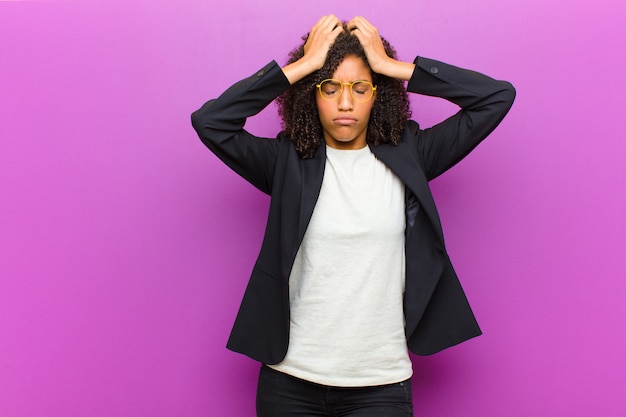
[1,1,624,416]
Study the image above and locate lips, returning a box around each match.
[333,117,357,126]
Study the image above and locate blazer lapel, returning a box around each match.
[298,144,326,243]
[370,142,444,242]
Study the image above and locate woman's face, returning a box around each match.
[316,55,375,150]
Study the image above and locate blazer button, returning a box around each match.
[257,70,264,77]
[430,67,439,74]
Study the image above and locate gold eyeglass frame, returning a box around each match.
[316,79,377,102]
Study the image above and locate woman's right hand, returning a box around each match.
[348,16,415,81]
[282,15,344,84]
[302,15,344,70]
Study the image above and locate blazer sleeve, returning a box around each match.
[406,57,516,181]
[191,61,291,194]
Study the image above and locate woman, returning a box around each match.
[192,15,515,416]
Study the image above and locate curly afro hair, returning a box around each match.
[277,25,411,159]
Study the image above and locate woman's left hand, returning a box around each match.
[347,16,391,74]
[347,16,415,81]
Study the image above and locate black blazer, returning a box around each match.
[191,56,515,364]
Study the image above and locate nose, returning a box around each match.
[337,86,354,111]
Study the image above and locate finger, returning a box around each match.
[316,14,341,33]
[348,16,377,37]
[346,17,357,32]
[306,16,337,45]
[308,15,329,39]
[308,16,340,47]
[347,16,366,31]
[303,15,344,65]
[331,22,344,37]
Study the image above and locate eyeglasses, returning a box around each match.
[316,79,377,102]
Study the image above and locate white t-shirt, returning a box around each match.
[269,145,413,387]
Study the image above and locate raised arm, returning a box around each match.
[191,15,345,193]
[348,16,516,180]
[408,57,516,180]
[282,15,344,84]
[191,62,290,194]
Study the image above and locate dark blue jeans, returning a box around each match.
[256,365,414,417]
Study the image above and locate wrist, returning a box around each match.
[282,57,319,85]
[375,58,415,81]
